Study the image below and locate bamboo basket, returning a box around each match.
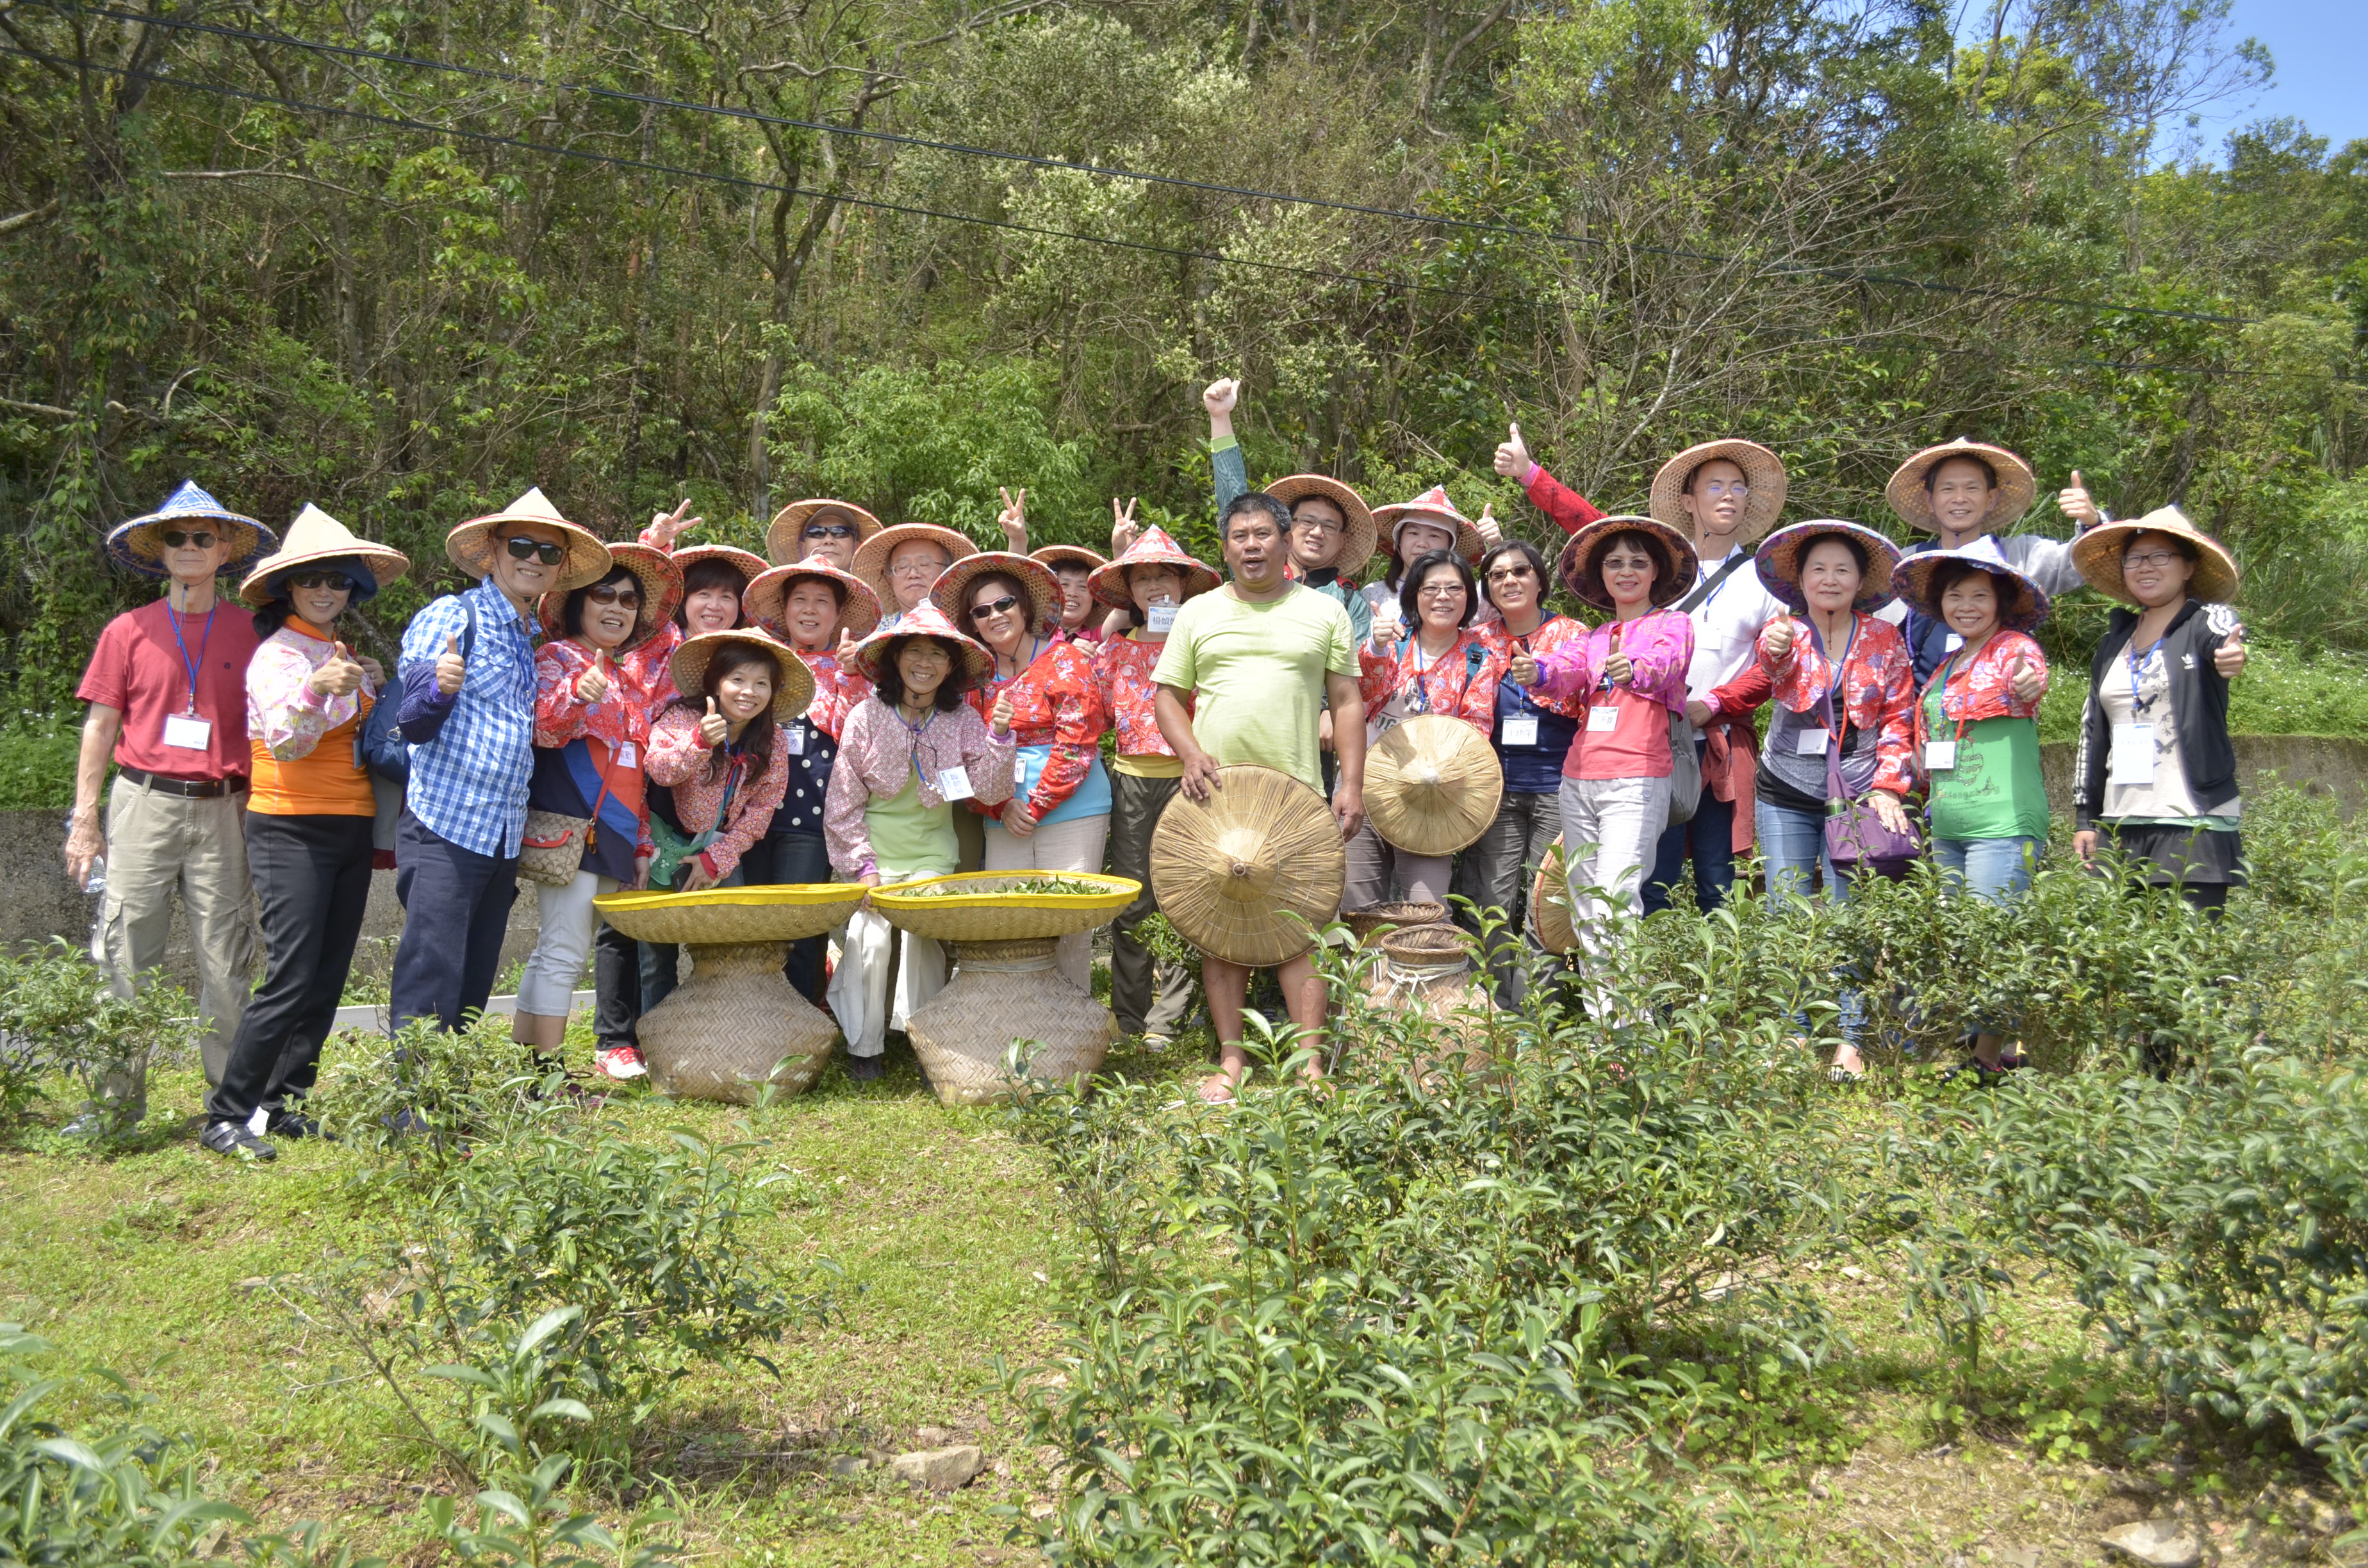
[869,871,1137,942]
[595,883,867,945]
[1342,900,1449,945]
[905,938,1118,1106]
[1365,923,1494,1074]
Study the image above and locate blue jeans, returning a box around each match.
[1755,798,1863,1049]
[1931,836,2038,902]
[1643,739,1736,916]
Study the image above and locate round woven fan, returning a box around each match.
[1365,714,1504,857]
[1150,765,1345,966]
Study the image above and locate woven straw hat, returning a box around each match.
[1150,765,1346,966]
[930,550,1063,635]
[108,480,277,580]
[236,503,407,608]
[1886,439,2037,535]
[1267,474,1379,577]
[766,498,882,566]
[1529,838,1575,955]
[1372,485,1485,566]
[447,487,611,592]
[2069,505,2240,607]
[1649,440,1788,541]
[1088,525,1220,610]
[1754,519,1902,613]
[845,600,996,689]
[536,543,683,650]
[671,543,768,596]
[1031,543,1107,575]
[669,628,815,724]
[1894,546,2051,633]
[1556,514,1701,609]
[743,555,882,643]
[1365,714,1505,856]
[850,522,977,612]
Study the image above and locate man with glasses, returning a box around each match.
[66,482,277,1131]
[390,487,611,1033]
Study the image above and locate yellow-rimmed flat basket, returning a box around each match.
[869,871,1139,942]
[594,883,867,945]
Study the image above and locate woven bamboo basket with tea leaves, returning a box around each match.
[1365,921,1494,1074]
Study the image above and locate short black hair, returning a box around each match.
[959,569,1036,635]
[1801,530,1869,575]
[1221,491,1293,537]
[565,562,643,640]
[1928,557,2022,617]
[1924,453,1999,492]
[871,634,969,713]
[676,557,749,629]
[1397,548,1477,630]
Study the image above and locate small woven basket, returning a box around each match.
[1529,837,1576,955]
[870,872,1139,942]
[1366,923,1493,1075]
[905,938,1118,1106]
[595,883,867,945]
[1342,900,1449,944]
[639,942,840,1103]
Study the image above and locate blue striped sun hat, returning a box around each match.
[105,480,276,579]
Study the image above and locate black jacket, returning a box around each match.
[2073,598,2241,829]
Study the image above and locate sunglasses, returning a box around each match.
[287,571,357,592]
[802,523,860,540]
[1484,564,1536,582]
[968,594,1022,621]
[585,583,641,607]
[506,535,566,565]
[160,530,218,550]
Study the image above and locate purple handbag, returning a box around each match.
[1819,685,1919,881]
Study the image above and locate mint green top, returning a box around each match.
[866,772,959,882]
[1923,684,2049,842]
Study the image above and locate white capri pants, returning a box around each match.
[518,869,620,1017]
[1556,774,1672,1003]
[828,859,955,1058]
[982,811,1111,993]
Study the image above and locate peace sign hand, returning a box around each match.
[1110,496,1142,555]
[998,487,1028,553]
[648,497,700,550]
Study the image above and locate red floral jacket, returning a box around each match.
[532,638,655,859]
[1094,632,1185,759]
[794,644,873,742]
[964,636,1108,821]
[617,621,683,719]
[1474,615,1591,719]
[1912,628,2048,758]
[1356,626,1499,735]
[1755,612,1918,797]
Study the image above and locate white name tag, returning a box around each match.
[1924,740,1957,771]
[1146,602,1178,634]
[1943,633,1964,652]
[1795,727,1830,755]
[1501,715,1540,747]
[163,712,212,751]
[2109,723,2155,785]
[614,741,638,769]
[783,726,805,756]
[1586,705,1618,733]
[938,765,974,802]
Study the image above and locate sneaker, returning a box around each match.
[595,1045,648,1081]
[1141,1033,1172,1054]
[265,1111,325,1141]
[200,1120,277,1162]
[846,1054,884,1082]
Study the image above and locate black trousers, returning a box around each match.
[391,810,518,1032]
[206,812,375,1126]
[593,920,639,1050]
[740,831,834,1004]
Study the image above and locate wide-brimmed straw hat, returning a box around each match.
[743,556,882,643]
[1372,485,1485,566]
[671,543,768,594]
[108,480,277,580]
[669,628,815,724]
[1649,439,1788,542]
[1365,715,1506,857]
[1030,543,1107,576]
[1267,474,1379,578]
[1754,519,1902,613]
[1886,439,2038,535]
[844,600,996,689]
[1087,526,1221,610]
[850,522,976,611]
[1148,764,1347,966]
[2069,505,2241,607]
[236,503,407,608]
[1895,546,2051,633]
[765,498,882,566]
[447,487,611,592]
[929,550,1062,635]
[537,543,684,650]
[1556,514,1701,610]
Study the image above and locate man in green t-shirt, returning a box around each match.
[1154,492,1367,1104]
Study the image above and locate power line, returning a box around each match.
[25,0,2253,327]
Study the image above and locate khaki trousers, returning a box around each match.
[94,776,258,1120]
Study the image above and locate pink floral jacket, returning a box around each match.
[1529,608,1694,713]
[645,703,791,882]
[1756,612,1917,798]
[1095,633,1184,759]
[247,622,379,758]
[617,621,684,718]
[823,695,1017,880]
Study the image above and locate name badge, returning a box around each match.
[1501,715,1540,747]
[1586,705,1619,733]
[614,741,639,769]
[1943,633,1964,653]
[783,726,806,756]
[1924,740,1957,771]
[939,765,974,802]
[163,712,212,751]
[2109,723,2155,785]
[1146,602,1178,634]
[1795,727,1830,755]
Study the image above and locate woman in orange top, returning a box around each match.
[204,505,407,1154]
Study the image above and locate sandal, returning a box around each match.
[1196,1073,1241,1106]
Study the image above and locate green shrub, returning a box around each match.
[0,721,81,811]
[0,939,199,1143]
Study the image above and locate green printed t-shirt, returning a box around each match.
[1153,583,1357,792]
[1922,686,2049,843]
[866,772,958,882]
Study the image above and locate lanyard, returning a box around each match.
[1594,619,1634,697]
[1500,616,1556,712]
[1927,647,1975,750]
[1814,616,1858,713]
[2124,635,2165,718]
[1407,635,1473,715]
[896,705,938,783]
[166,602,216,715]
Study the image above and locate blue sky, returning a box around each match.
[2209,0,2367,154]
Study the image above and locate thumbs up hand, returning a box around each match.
[1476,500,1503,546]
[837,625,859,663]
[1602,646,1634,686]
[2215,620,2248,680]
[1493,422,1534,482]
[1507,649,1540,687]
[990,687,1015,737]
[698,695,728,748]
[309,640,364,698]
[2057,469,2100,530]
[2009,651,2046,704]
[345,641,386,689]
[998,486,1028,552]
[575,648,612,705]
[435,632,466,694]
[1762,616,1797,661]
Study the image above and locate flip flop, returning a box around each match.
[1196,1074,1240,1106]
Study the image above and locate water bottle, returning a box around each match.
[85,858,105,897]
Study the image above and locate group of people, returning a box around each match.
[62,380,2254,1147]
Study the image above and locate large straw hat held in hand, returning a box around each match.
[1886,439,2037,535]
[2069,504,2240,607]
[536,543,683,650]
[108,480,278,580]
[1556,514,1701,609]
[237,503,408,607]
[1648,439,1788,542]
[670,628,815,723]
[766,498,882,566]
[447,486,612,592]
[1365,714,1505,857]
[1266,474,1379,578]
[1150,765,1347,966]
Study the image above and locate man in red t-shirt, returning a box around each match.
[64,482,274,1134]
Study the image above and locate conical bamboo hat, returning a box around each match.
[1365,714,1504,857]
[1149,765,1345,966]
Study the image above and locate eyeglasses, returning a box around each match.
[2124,550,2183,570]
[506,536,566,565]
[1698,482,1750,498]
[803,523,860,540]
[1293,516,1340,535]
[585,584,641,607]
[287,571,356,592]
[891,556,947,577]
[968,594,1022,621]
[1484,564,1535,583]
[1417,584,1465,600]
[160,530,218,549]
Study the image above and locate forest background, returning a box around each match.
[1,0,2364,712]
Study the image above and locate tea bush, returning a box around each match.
[0,939,198,1143]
